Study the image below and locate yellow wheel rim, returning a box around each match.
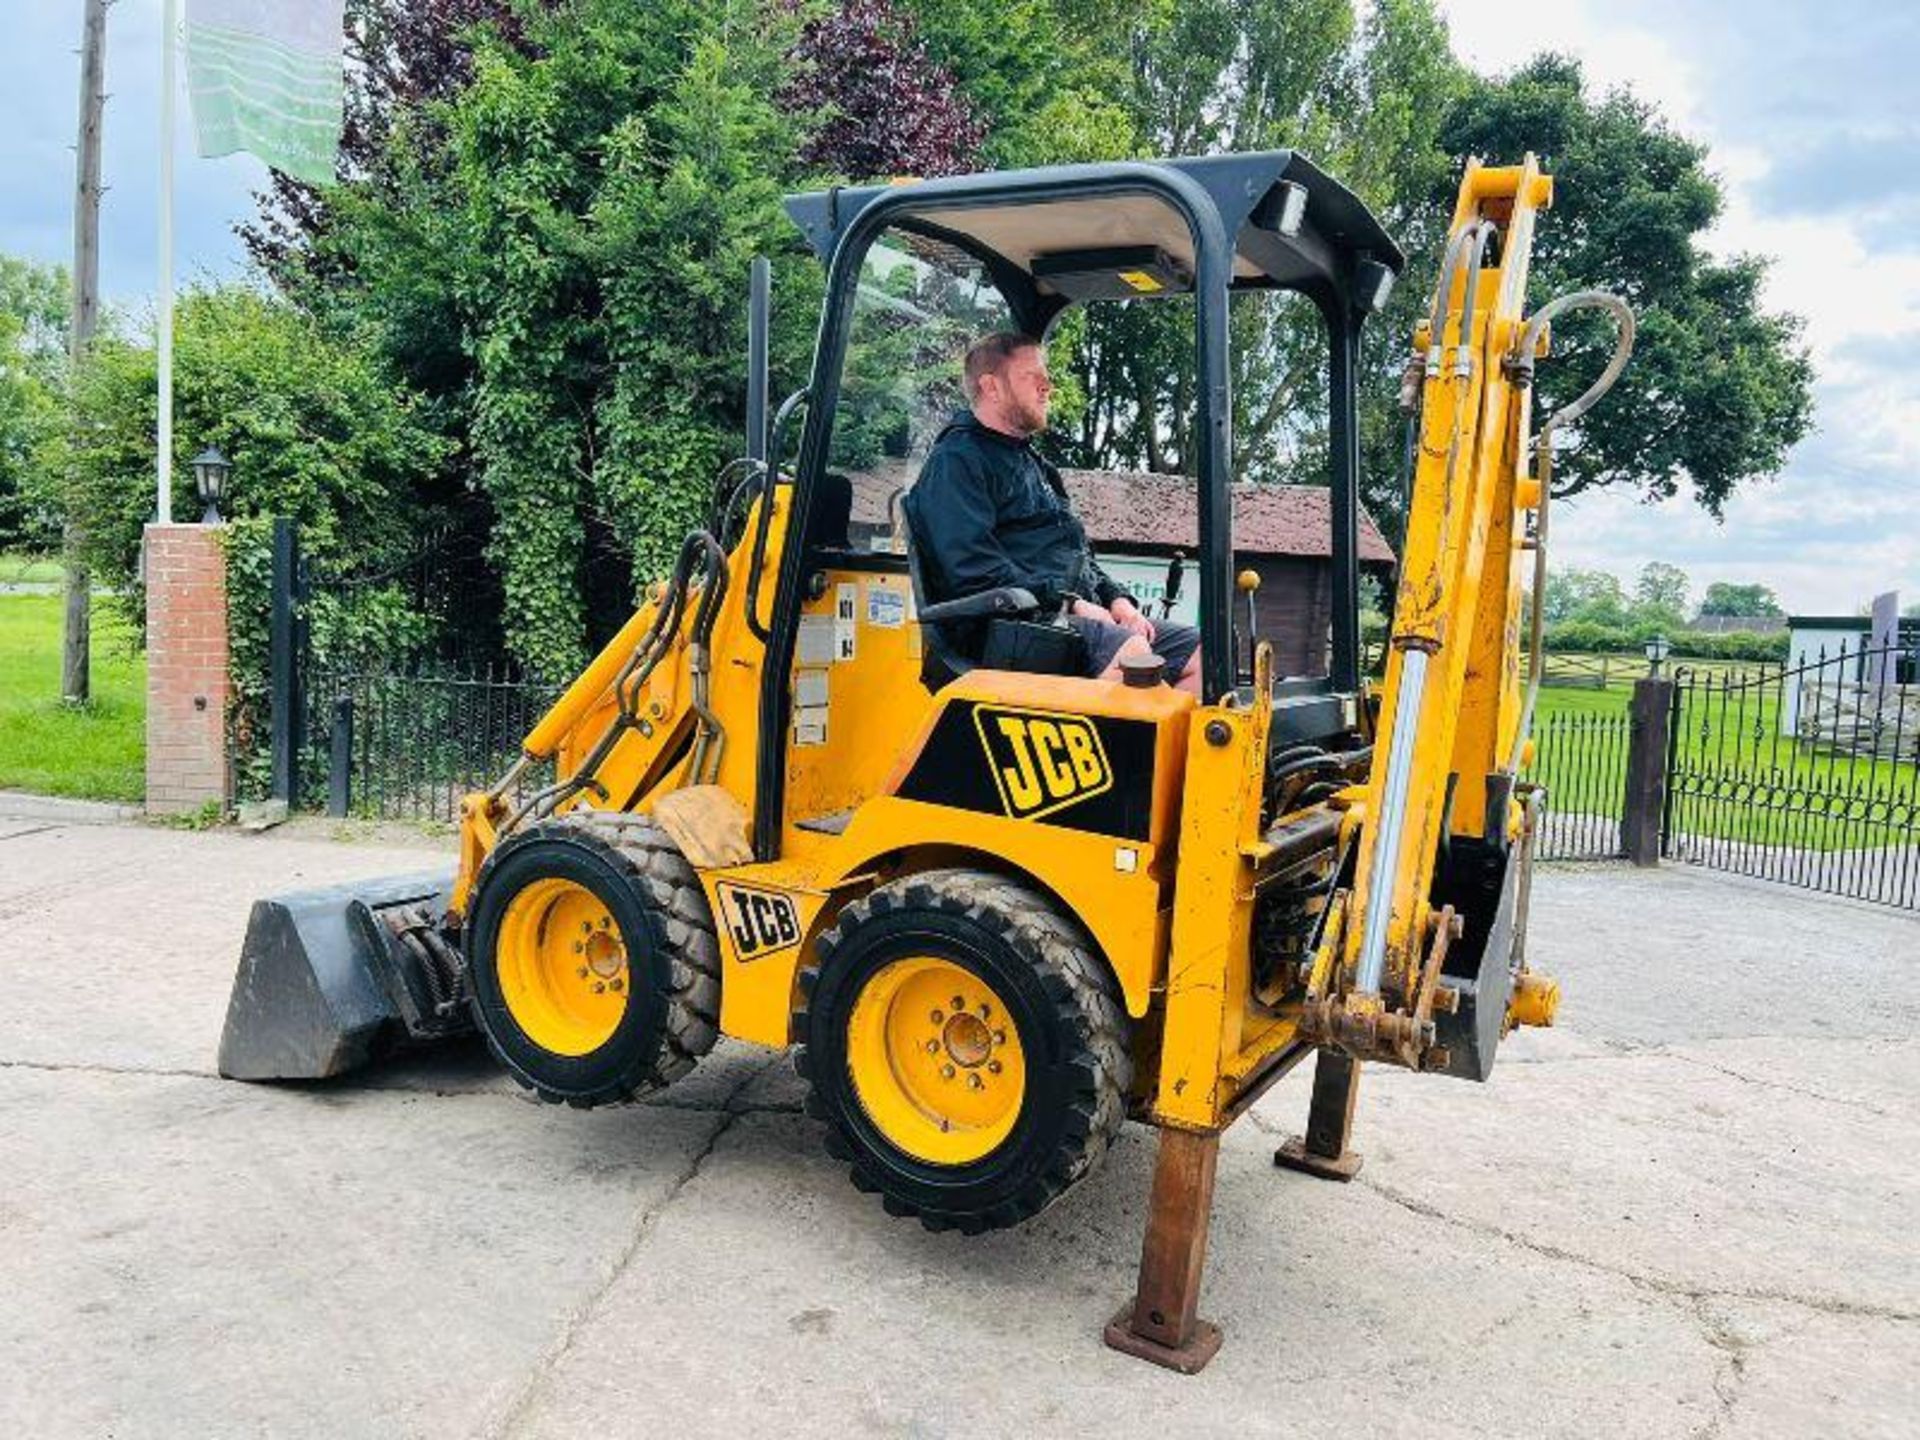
[497,878,629,1057]
[845,957,1026,1166]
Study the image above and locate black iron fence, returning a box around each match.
[302,662,562,824]
[1525,711,1632,860]
[1665,640,1920,909]
[257,512,550,823]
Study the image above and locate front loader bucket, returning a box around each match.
[218,869,462,1081]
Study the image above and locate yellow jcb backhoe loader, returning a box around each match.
[219,149,1631,1372]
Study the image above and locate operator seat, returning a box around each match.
[902,507,1088,692]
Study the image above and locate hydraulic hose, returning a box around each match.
[1506,290,1636,775]
[501,528,730,835]
[745,388,810,643]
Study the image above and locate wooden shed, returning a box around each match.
[845,463,1396,679]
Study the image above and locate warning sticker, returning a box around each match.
[866,586,906,628]
[798,615,836,665]
[794,706,829,747]
[833,583,858,661]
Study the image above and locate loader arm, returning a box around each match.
[449,481,796,921]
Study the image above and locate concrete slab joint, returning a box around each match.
[143,523,230,817]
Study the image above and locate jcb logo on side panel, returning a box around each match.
[973,706,1112,820]
[715,883,801,962]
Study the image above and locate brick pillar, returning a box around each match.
[144,524,230,815]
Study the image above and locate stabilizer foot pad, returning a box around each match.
[1273,1138,1363,1182]
[1102,1305,1223,1375]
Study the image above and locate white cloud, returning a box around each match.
[1439,0,1920,615]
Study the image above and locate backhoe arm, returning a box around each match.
[1310,155,1631,1074]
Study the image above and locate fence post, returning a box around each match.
[269,517,302,803]
[327,693,353,818]
[1622,674,1674,866]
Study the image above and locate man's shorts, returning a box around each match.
[1065,613,1202,682]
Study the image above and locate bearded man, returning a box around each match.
[902,332,1201,693]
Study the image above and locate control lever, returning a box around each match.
[1237,568,1261,682]
[1159,549,1185,621]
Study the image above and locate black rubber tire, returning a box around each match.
[794,868,1131,1234]
[465,812,719,1107]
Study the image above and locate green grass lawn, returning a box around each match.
[0,593,145,801]
[1526,658,1918,852]
[0,551,65,585]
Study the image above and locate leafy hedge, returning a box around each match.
[60,286,449,641]
[1543,619,1788,662]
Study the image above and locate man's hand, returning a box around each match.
[1109,595,1156,641]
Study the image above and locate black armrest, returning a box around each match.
[919,587,1039,624]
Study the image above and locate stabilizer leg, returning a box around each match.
[1274,1048,1364,1181]
[1104,1127,1224,1374]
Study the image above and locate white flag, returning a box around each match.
[184,0,344,185]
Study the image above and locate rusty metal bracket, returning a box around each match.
[1274,1048,1364,1182]
[1299,906,1463,1072]
[1105,1128,1225,1375]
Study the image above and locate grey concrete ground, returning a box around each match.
[1,799,1914,1439]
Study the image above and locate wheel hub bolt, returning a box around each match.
[988,1060,1002,1075]
[576,966,589,979]
[609,978,623,993]
[951,995,965,1011]
[925,1040,939,1053]
[994,1031,1007,1045]
[581,921,593,934]
[930,1010,944,1025]
[940,1063,956,1079]
[979,1003,991,1019]
[592,981,606,994]
[968,1074,984,1090]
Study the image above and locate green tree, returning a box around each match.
[1543,566,1628,626]
[1634,560,1689,614]
[0,254,71,550]
[295,2,814,675]
[1698,581,1783,619]
[905,0,1147,168]
[58,286,448,619]
[1438,56,1813,515]
[1033,0,1467,494]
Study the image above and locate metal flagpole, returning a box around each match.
[157,0,178,524]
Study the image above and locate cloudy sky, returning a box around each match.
[2,0,1915,616]
[1444,0,1920,616]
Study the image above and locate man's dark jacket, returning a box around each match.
[901,413,1130,616]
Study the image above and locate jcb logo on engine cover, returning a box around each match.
[973,706,1113,820]
[715,883,801,962]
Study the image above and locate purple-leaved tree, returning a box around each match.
[778,0,985,180]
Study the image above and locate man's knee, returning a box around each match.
[1097,633,1157,678]
[1173,651,1202,695]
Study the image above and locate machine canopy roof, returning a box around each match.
[783,151,1404,308]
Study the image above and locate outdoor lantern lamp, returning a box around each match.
[191,446,231,524]
[1644,633,1672,675]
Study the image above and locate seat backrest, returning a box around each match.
[805,470,854,554]
[902,504,973,691]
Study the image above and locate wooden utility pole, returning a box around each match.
[64,0,109,706]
